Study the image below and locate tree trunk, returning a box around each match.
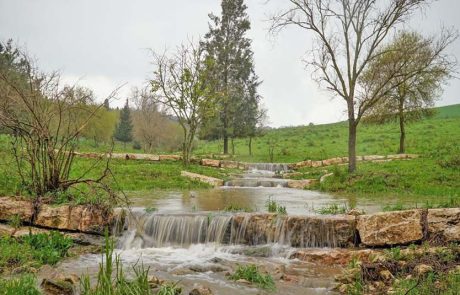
[348,118,357,173]
[248,137,252,156]
[398,100,406,154]
[231,138,235,155]
[223,135,229,154]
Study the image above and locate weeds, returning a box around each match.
[0,274,41,295]
[230,264,276,291]
[266,197,287,214]
[223,204,253,212]
[157,283,182,295]
[315,203,348,215]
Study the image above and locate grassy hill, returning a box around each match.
[194,104,460,163]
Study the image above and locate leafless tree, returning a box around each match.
[0,50,118,209]
[270,0,431,172]
[150,41,215,165]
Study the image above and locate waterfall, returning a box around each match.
[224,178,288,188]
[116,211,354,250]
[245,163,290,173]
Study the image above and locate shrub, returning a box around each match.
[230,264,276,291]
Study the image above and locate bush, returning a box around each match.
[230,264,275,291]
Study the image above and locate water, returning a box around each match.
[42,168,378,294]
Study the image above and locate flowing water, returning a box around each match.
[42,166,392,294]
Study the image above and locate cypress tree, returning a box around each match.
[202,0,262,154]
[114,99,133,146]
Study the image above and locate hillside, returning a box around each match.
[194,104,460,163]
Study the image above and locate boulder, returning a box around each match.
[357,210,424,247]
[201,159,221,168]
[180,171,223,187]
[290,248,378,265]
[286,179,316,189]
[0,196,34,222]
[35,205,112,234]
[41,278,74,295]
[427,208,460,242]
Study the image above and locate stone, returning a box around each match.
[286,179,316,189]
[357,210,424,247]
[311,161,323,168]
[320,173,334,183]
[0,196,34,222]
[180,171,223,187]
[35,205,112,234]
[346,209,365,216]
[148,275,165,288]
[125,153,160,161]
[220,160,239,169]
[189,284,213,295]
[295,160,312,168]
[235,279,251,284]
[159,154,181,161]
[427,208,460,242]
[322,157,344,166]
[379,269,394,281]
[201,159,221,168]
[414,264,433,276]
[363,155,386,161]
[290,249,378,266]
[41,278,74,295]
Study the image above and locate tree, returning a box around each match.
[150,41,215,165]
[202,0,262,154]
[270,0,431,172]
[114,99,133,147]
[0,43,117,205]
[363,31,457,153]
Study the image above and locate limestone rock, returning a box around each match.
[322,157,344,166]
[189,284,213,295]
[124,153,160,161]
[295,160,312,168]
[41,278,74,295]
[363,155,386,161]
[290,248,378,265]
[0,196,34,222]
[180,171,223,187]
[311,161,323,168]
[220,160,239,169]
[286,179,316,189]
[346,208,365,216]
[201,159,221,168]
[414,264,433,276]
[427,208,460,242]
[357,210,424,247]
[320,173,334,183]
[159,154,181,161]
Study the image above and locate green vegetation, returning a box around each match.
[266,197,287,214]
[229,264,276,291]
[157,283,182,295]
[339,244,460,295]
[0,275,41,295]
[223,203,253,212]
[315,203,348,215]
[0,232,73,274]
[81,233,153,295]
[195,104,460,163]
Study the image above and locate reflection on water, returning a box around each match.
[127,187,385,215]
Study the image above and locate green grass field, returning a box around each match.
[194,104,460,163]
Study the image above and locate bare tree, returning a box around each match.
[270,0,430,172]
[150,41,215,165]
[362,30,457,153]
[0,48,118,209]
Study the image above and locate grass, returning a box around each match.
[266,197,287,214]
[195,104,460,163]
[229,264,276,291]
[0,274,41,295]
[315,203,348,215]
[223,203,254,212]
[0,232,73,274]
[80,232,154,295]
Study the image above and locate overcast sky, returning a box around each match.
[1,0,459,127]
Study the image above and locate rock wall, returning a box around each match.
[0,196,113,235]
[180,171,224,187]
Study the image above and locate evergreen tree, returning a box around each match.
[202,0,262,154]
[114,99,133,146]
[103,98,110,110]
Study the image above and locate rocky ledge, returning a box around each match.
[0,196,113,235]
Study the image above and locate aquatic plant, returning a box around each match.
[315,203,348,215]
[230,264,276,291]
